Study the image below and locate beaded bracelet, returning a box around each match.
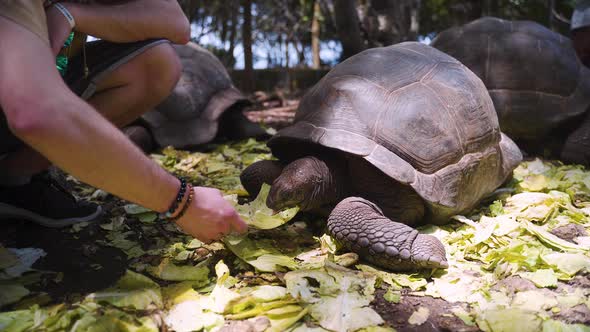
[159,177,187,219]
[169,183,194,222]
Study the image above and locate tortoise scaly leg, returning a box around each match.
[240,160,284,197]
[327,197,448,271]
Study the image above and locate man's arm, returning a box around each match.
[63,0,190,44]
[0,15,245,242]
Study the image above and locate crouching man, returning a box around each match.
[0,1,246,241]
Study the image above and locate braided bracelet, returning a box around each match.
[169,184,194,222]
[159,177,187,219]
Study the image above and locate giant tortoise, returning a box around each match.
[124,42,265,152]
[432,17,590,165]
[240,42,522,271]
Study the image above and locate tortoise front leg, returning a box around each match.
[240,160,284,197]
[327,197,448,271]
[561,113,590,167]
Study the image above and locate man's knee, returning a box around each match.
[141,43,182,101]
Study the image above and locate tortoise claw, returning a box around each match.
[410,234,448,269]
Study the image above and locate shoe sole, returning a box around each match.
[0,203,103,228]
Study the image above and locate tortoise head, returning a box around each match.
[267,156,330,211]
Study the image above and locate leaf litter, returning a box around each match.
[1,138,589,332]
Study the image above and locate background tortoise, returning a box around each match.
[241,42,522,271]
[432,17,590,165]
[124,42,265,152]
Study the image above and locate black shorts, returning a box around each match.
[0,38,168,155]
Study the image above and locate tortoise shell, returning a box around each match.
[142,42,246,148]
[431,17,590,141]
[268,42,521,221]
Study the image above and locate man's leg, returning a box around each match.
[0,42,181,175]
[89,43,181,128]
[89,42,181,152]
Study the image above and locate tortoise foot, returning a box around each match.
[327,197,448,271]
[240,160,284,197]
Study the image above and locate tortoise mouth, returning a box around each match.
[266,187,305,211]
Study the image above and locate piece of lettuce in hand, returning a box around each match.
[227,183,299,230]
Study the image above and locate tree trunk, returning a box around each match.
[178,0,200,22]
[311,0,321,69]
[483,0,499,17]
[285,37,290,69]
[358,0,421,46]
[242,0,254,85]
[220,10,229,45]
[548,0,555,30]
[226,3,238,67]
[334,0,366,60]
[294,38,306,66]
[409,0,420,40]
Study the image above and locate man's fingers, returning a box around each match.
[230,214,248,234]
[199,235,213,243]
[217,217,231,234]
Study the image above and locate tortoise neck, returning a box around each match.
[309,153,349,207]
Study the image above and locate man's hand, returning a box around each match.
[174,186,248,242]
[45,4,74,56]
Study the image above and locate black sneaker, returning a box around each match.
[0,173,102,228]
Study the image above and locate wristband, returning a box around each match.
[53,3,76,29]
[159,177,187,219]
[169,184,194,222]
